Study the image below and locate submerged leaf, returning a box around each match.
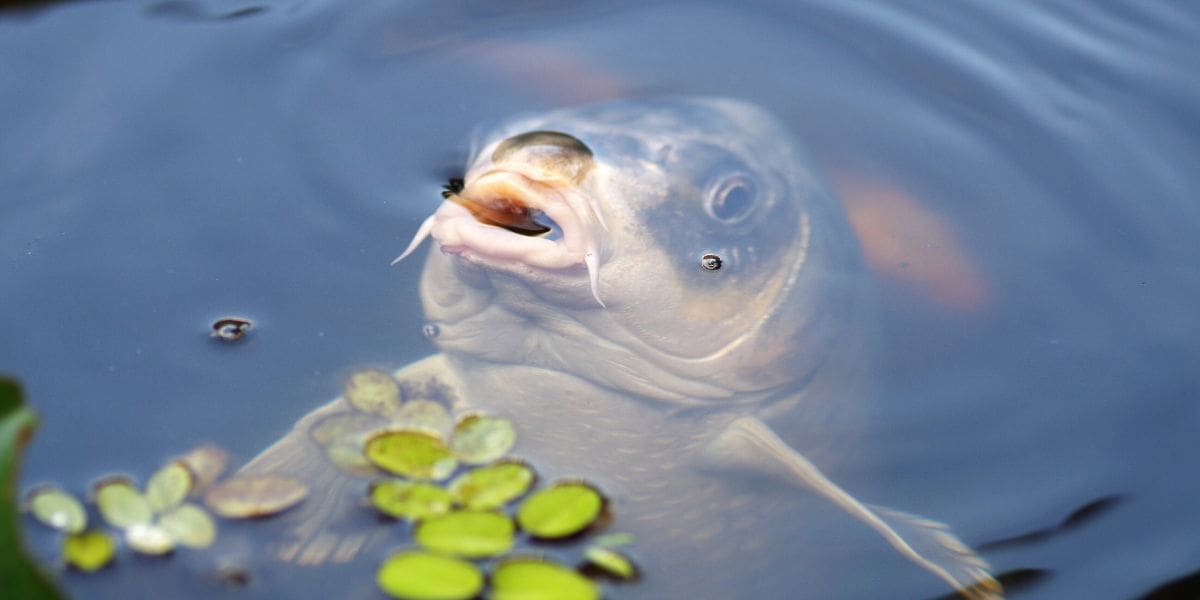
[62,530,116,572]
[448,460,535,510]
[159,503,217,548]
[125,522,175,555]
[414,510,514,558]
[345,369,402,417]
[145,462,193,513]
[376,550,483,600]
[450,415,515,465]
[516,481,604,539]
[369,480,453,521]
[491,557,599,600]
[26,486,87,533]
[203,476,308,519]
[177,445,229,493]
[310,412,384,447]
[391,400,453,440]
[365,430,458,481]
[93,477,153,529]
[584,545,638,580]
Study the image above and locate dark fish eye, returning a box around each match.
[704,173,758,224]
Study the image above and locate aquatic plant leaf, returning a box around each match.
[591,532,635,547]
[26,486,87,533]
[62,530,116,572]
[491,557,599,600]
[125,522,175,555]
[310,412,384,447]
[94,478,153,529]
[414,510,514,558]
[376,550,483,600]
[177,445,229,494]
[345,369,402,417]
[391,399,453,440]
[203,476,308,519]
[448,460,535,510]
[584,545,638,580]
[365,430,458,481]
[369,480,453,521]
[158,503,216,548]
[516,481,604,539]
[1,377,66,597]
[450,415,515,465]
[326,444,378,476]
[145,462,193,513]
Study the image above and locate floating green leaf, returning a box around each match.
[203,476,308,519]
[450,415,515,465]
[391,400,453,440]
[584,545,638,580]
[94,477,153,529]
[26,486,86,534]
[376,550,483,600]
[1,378,66,598]
[448,461,535,510]
[516,481,604,539]
[345,369,402,417]
[158,503,216,548]
[145,462,193,513]
[125,522,175,555]
[369,480,453,521]
[62,530,116,573]
[414,510,514,558]
[491,557,599,600]
[365,430,458,481]
[177,445,229,494]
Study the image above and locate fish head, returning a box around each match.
[402,98,863,406]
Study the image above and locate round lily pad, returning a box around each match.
[94,477,153,529]
[145,461,193,513]
[27,485,87,533]
[365,430,458,481]
[516,481,605,539]
[377,550,483,600]
[584,545,638,580]
[203,476,308,519]
[450,415,515,465]
[448,460,535,510]
[177,445,230,493]
[414,510,514,558]
[159,503,217,548]
[125,522,175,555]
[326,443,378,476]
[345,369,402,416]
[310,412,384,447]
[391,399,453,440]
[491,557,599,600]
[370,480,454,521]
[62,529,116,572]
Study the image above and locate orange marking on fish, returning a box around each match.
[834,176,990,312]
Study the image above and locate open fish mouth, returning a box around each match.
[392,168,609,306]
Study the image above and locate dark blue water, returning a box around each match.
[3,1,1198,598]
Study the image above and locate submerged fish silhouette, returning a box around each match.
[240,98,1000,599]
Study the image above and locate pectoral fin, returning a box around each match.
[704,415,1002,600]
[235,354,463,566]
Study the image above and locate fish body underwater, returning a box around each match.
[241,98,1000,598]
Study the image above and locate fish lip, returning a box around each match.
[428,170,595,270]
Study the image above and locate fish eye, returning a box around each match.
[704,173,758,224]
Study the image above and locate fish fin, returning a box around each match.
[236,354,461,566]
[705,415,1002,600]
